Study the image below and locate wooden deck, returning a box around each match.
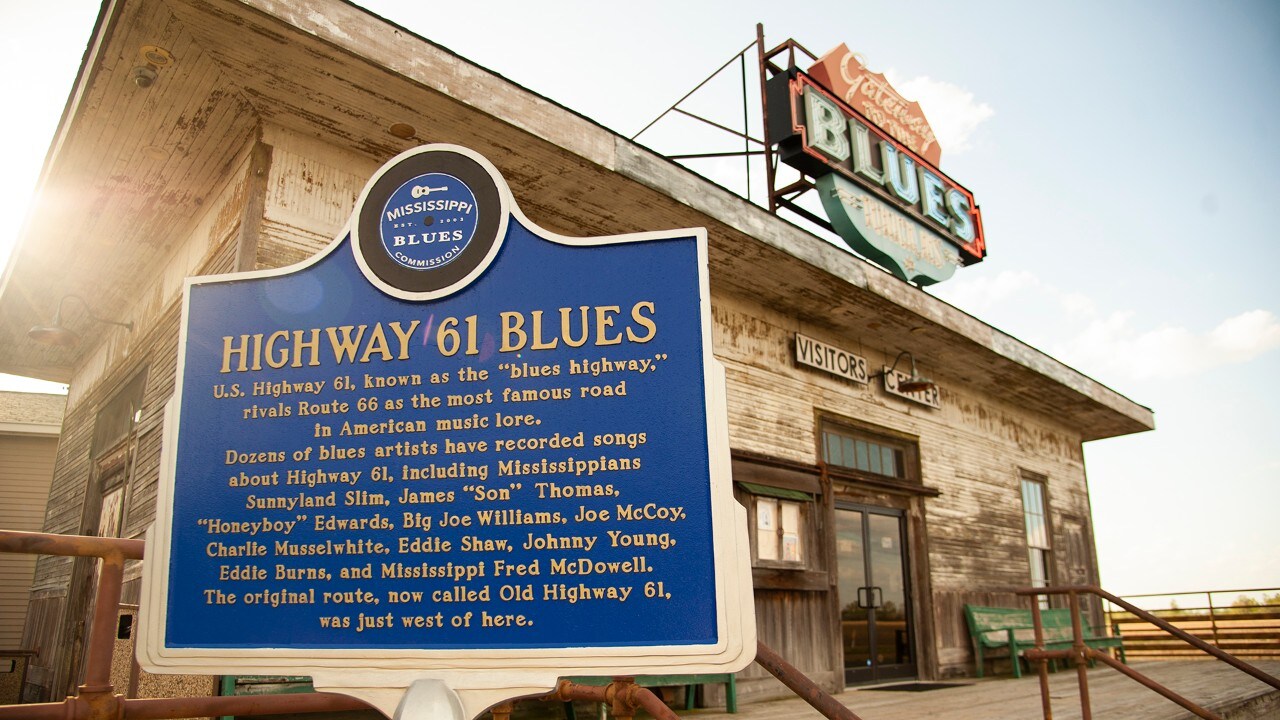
[669,661,1280,720]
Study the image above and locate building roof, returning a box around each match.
[0,391,66,435]
[0,0,1153,441]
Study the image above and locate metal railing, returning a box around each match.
[0,528,863,720]
[1106,588,1280,660]
[1017,585,1280,720]
[0,529,373,720]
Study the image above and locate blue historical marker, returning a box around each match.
[143,146,750,666]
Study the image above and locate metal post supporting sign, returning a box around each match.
[138,145,755,719]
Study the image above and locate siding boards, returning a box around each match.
[24,210,233,700]
[13,0,257,349]
[738,590,839,700]
[712,287,1096,681]
[0,434,59,649]
[255,126,377,268]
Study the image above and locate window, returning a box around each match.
[89,369,148,538]
[91,371,148,457]
[822,425,913,481]
[755,497,804,564]
[1020,473,1051,605]
[732,457,820,576]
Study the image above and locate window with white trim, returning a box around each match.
[1020,473,1051,605]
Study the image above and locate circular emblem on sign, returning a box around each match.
[379,173,478,271]
[352,146,508,300]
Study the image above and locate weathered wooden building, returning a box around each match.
[0,391,65,703]
[0,0,1152,707]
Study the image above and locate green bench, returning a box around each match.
[964,605,1124,678]
[562,674,736,717]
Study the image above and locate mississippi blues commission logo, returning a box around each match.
[353,146,507,300]
[380,173,478,270]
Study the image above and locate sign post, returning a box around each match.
[139,145,754,718]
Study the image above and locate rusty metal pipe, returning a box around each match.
[1089,586,1279,690]
[0,691,376,720]
[625,685,680,720]
[1067,591,1092,720]
[755,641,863,720]
[1019,585,1279,690]
[83,552,126,692]
[0,529,145,560]
[1019,585,1262,720]
[553,679,609,705]
[1027,648,1222,720]
[552,679,680,720]
[0,531,856,720]
[1028,596,1054,720]
[1089,652,1221,720]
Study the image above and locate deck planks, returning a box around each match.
[679,661,1280,720]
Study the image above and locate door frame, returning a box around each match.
[835,501,916,684]
[817,415,940,688]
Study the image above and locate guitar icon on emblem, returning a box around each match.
[411,184,448,198]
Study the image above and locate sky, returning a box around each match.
[0,1,1276,602]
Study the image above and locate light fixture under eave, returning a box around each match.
[388,122,417,140]
[880,350,937,394]
[140,45,174,68]
[28,295,134,348]
[131,65,158,89]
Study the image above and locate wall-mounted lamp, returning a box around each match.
[877,350,937,394]
[28,295,134,348]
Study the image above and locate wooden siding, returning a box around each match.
[711,288,1098,683]
[16,595,62,702]
[746,589,838,698]
[23,187,240,701]
[0,434,60,649]
[0,0,1154,453]
[2,0,259,383]
[257,125,376,268]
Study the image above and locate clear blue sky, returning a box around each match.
[1,1,1276,599]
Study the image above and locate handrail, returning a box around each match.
[755,641,862,720]
[1109,586,1280,601]
[1105,587,1279,660]
[1016,584,1280,720]
[0,528,863,720]
[1088,586,1277,688]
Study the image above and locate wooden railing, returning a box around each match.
[1020,585,1280,720]
[1106,588,1280,660]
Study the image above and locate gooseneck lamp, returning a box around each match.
[28,294,134,348]
[882,350,937,394]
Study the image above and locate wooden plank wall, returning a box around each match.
[20,124,367,698]
[710,287,1096,685]
[22,139,253,700]
[0,434,60,649]
[258,125,376,268]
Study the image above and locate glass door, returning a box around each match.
[836,505,915,684]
